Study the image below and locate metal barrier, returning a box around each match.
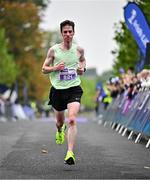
[97,88,150,148]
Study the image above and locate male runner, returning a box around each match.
[42,20,86,165]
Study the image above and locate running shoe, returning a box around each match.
[64,150,75,165]
[55,123,66,145]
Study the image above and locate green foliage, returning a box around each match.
[0,1,50,101]
[0,2,42,59]
[0,28,18,85]
[112,22,139,74]
[80,77,96,110]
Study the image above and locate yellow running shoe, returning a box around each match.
[64,150,75,165]
[55,124,66,145]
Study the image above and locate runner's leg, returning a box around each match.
[54,109,65,132]
[67,102,80,151]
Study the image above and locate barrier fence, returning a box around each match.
[97,87,150,149]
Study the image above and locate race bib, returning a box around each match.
[59,68,77,81]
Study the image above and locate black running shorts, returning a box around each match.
[48,85,83,111]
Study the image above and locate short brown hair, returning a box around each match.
[60,20,75,33]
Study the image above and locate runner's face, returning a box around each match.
[61,25,74,43]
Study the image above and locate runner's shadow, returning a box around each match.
[63,166,79,171]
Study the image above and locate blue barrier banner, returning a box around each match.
[101,90,150,136]
[124,2,150,56]
[136,58,145,72]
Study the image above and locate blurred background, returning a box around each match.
[0,0,150,120]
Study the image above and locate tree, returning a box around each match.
[0,1,50,101]
[0,28,18,85]
[0,2,42,59]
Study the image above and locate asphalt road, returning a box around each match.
[0,113,150,179]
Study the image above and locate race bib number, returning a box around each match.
[59,68,77,81]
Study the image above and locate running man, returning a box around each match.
[42,20,86,165]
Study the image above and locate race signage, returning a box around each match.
[124,2,150,57]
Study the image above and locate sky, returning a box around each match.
[40,0,127,75]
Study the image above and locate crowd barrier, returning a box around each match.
[97,87,150,149]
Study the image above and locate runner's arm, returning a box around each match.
[77,47,86,75]
[42,48,65,74]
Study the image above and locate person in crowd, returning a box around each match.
[102,81,112,110]
[94,82,106,116]
[138,69,150,87]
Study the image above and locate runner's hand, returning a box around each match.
[77,67,84,75]
[54,62,65,71]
